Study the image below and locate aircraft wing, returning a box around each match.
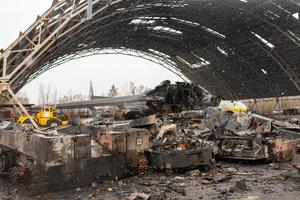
[55,95,164,109]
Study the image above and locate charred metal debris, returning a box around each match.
[0,81,300,191]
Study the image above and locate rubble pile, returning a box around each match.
[200,108,300,161]
[151,127,210,152]
[2,80,300,197]
[204,107,300,137]
[142,106,300,167]
[74,99,300,170]
[49,83,300,173]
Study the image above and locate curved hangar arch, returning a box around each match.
[0,0,299,100]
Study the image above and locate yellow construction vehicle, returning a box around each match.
[17,105,69,127]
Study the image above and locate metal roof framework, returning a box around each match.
[0,0,299,100]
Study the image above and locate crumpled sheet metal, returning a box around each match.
[204,108,273,136]
[145,147,213,170]
[216,136,270,160]
[152,107,300,162]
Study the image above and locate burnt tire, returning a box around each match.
[46,119,61,127]
[23,119,31,124]
[23,119,39,126]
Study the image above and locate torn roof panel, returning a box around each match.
[3,0,299,101]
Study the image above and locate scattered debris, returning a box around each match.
[276,174,286,181]
[127,192,150,200]
[167,184,186,195]
[236,196,262,200]
[189,169,200,177]
[174,176,185,181]
[156,124,177,139]
[213,173,232,183]
[235,179,248,190]
[200,179,211,185]
[226,167,239,174]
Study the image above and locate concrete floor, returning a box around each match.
[0,154,299,200]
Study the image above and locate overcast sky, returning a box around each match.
[0,0,182,104]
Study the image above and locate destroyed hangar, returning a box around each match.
[0,0,299,99]
[0,0,300,199]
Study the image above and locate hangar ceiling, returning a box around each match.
[0,0,299,100]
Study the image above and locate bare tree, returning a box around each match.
[38,84,58,105]
[121,82,130,96]
[120,82,149,96]
[59,90,74,103]
[16,92,30,104]
[73,93,87,101]
[136,85,149,95]
[45,84,51,105]
[38,84,45,105]
[58,90,88,103]
[129,82,136,95]
[58,95,68,103]
[51,88,58,104]
[107,84,119,97]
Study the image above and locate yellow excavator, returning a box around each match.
[17,105,69,127]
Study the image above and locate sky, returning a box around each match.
[0,0,182,104]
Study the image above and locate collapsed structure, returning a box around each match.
[0,81,300,192]
[0,0,298,197]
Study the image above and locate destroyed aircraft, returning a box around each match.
[145,80,220,114]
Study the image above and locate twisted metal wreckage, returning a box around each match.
[0,0,300,191]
